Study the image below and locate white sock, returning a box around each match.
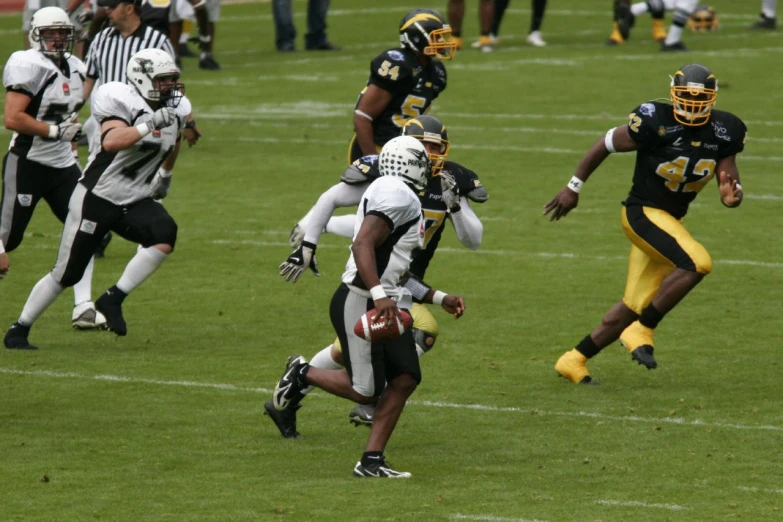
[72,256,95,306]
[116,247,168,294]
[664,24,684,44]
[324,215,356,239]
[19,273,65,326]
[762,0,777,18]
[310,345,343,370]
[631,2,649,16]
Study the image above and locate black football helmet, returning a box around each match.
[670,63,718,126]
[399,8,456,60]
[401,115,449,176]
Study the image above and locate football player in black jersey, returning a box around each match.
[268,115,486,436]
[349,8,455,164]
[544,64,746,384]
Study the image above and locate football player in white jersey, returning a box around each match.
[271,136,466,478]
[3,48,190,350]
[2,6,107,330]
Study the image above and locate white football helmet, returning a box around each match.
[29,7,74,59]
[126,48,184,108]
[378,136,432,191]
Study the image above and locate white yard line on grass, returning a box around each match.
[451,514,547,522]
[595,500,688,511]
[736,486,783,495]
[2,368,782,433]
[210,239,783,269]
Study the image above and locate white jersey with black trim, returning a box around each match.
[3,49,86,169]
[342,176,424,304]
[82,82,188,206]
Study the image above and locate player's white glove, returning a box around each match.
[279,241,320,283]
[440,172,461,212]
[151,168,173,199]
[151,107,176,130]
[49,121,82,142]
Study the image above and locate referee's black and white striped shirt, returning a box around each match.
[86,24,174,84]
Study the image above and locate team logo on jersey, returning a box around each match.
[17,194,32,207]
[387,50,404,61]
[79,219,97,235]
[152,130,161,138]
[419,220,425,239]
[412,66,422,77]
[639,103,655,117]
[62,83,70,96]
[658,126,667,136]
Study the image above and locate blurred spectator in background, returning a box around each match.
[474,0,548,48]
[750,0,777,29]
[272,0,338,52]
[608,0,700,51]
[166,0,220,69]
[448,0,494,52]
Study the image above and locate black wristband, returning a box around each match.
[184,119,197,129]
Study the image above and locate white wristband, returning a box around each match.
[48,125,59,139]
[567,176,583,194]
[604,127,617,153]
[0,240,5,255]
[432,290,446,306]
[370,285,387,301]
[135,122,152,138]
[158,168,173,178]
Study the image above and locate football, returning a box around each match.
[353,308,413,343]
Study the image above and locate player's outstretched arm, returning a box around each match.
[543,124,638,221]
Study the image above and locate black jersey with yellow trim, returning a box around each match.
[356,47,447,148]
[409,161,485,278]
[624,101,747,219]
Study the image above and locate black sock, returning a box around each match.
[107,285,128,303]
[361,451,383,466]
[575,334,601,359]
[530,0,548,33]
[492,0,511,35]
[639,303,664,329]
[295,363,310,388]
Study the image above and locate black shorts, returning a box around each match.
[51,183,178,287]
[330,283,421,398]
[0,151,80,252]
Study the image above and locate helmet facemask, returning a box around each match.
[154,75,185,108]
[423,26,457,60]
[420,135,449,176]
[399,9,457,60]
[32,27,75,59]
[128,53,184,108]
[670,80,717,126]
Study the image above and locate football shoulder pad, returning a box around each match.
[341,154,380,185]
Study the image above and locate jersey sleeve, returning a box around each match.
[367,49,413,93]
[175,94,192,131]
[717,113,748,159]
[3,52,51,97]
[446,162,488,203]
[91,84,134,126]
[365,179,420,231]
[69,56,88,82]
[85,32,103,79]
[341,155,380,185]
[625,102,661,149]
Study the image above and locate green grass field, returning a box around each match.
[2,1,783,520]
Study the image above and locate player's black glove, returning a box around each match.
[279,241,320,283]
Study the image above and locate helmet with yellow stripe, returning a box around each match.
[670,64,718,127]
[401,115,449,176]
[399,8,457,60]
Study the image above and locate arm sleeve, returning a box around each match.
[85,35,101,79]
[92,84,132,126]
[3,52,48,96]
[449,199,483,251]
[625,103,660,149]
[718,115,748,159]
[367,50,412,93]
[175,95,192,130]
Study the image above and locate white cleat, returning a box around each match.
[526,30,547,47]
[72,301,107,330]
[471,33,499,48]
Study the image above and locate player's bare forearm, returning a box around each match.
[353,117,377,156]
[162,139,181,170]
[101,121,144,151]
[574,137,612,182]
[83,76,96,101]
[4,92,50,137]
[718,155,743,208]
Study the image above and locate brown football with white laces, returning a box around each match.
[353,308,413,343]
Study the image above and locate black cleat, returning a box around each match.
[631,345,657,369]
[95,289,127,336]
[353,458,411,478]
[4,322,38,350]
[179,42,197,57]
[264,399,302,439]
[272,355,308,411]
[661,41,689,52]
[749,14,777,30]
[199,55,221,70]
[94,232,112,259]
[349,403,375,427]
[614,2,635,40]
